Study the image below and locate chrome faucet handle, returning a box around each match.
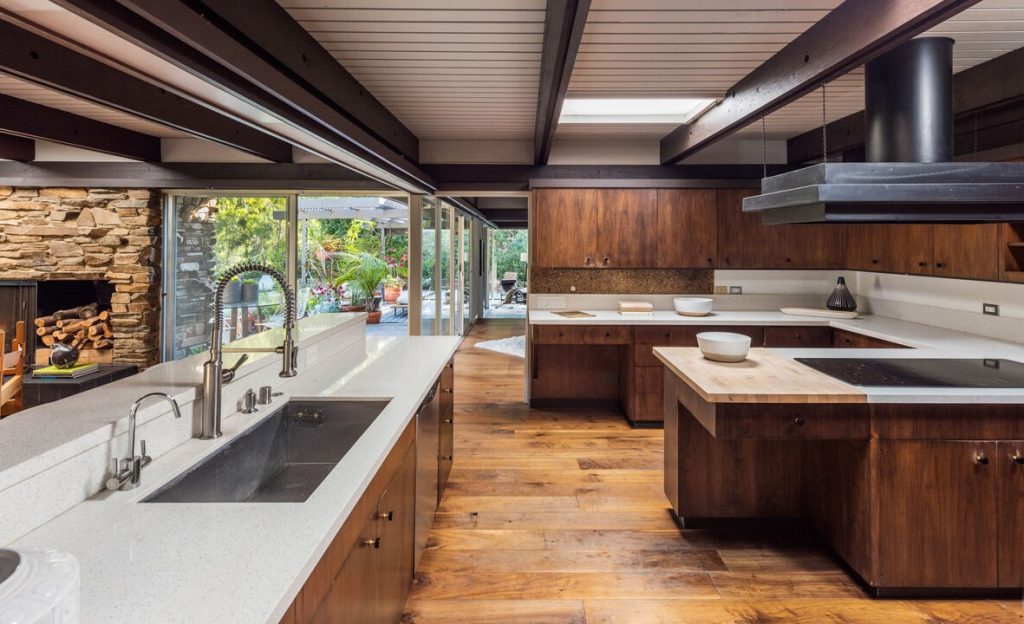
[240,388,258,414]
[221,353,249,385]
[140,440,150,462]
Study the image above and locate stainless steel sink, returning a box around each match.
[143,399,389,503]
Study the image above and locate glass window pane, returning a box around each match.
[421,197,437,335]
[168,195,288,361]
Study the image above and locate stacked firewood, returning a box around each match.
[34,303,114,351]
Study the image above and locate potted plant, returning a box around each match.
[383,275,403,303]
[223,277,242,304]
[338,252,389,323]
[241,278,259,304]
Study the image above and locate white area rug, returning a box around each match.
[474,335,526,359]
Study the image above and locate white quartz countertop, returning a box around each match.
[529,309,834,326]
[10,334,461,624]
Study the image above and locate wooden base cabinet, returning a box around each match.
[438,360,455,504]
[310,444,416,624]
[998,441,1024,587]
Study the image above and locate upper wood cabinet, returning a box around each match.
[655,189,717,268]
[532,188,600,268]
[885,224,934,274]
[932,224,1000,280]
[596,189,658,268]
[716,189,843,269]
[716,188,765,268]
[844,224,889,271]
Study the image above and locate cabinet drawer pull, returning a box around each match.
[974,452,989,466]
[444,418,453,424]
[364,538,380,549]
[793,417,806,427]
[439,454,453,461]
[443,388,453,394]
[1012,450,1024,465]
[379,511,394,521]
[918,261,927,267]
[936,262,946,268]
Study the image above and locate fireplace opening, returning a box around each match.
[33,280,115,365]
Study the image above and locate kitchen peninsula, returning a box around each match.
[656,344,1024,596]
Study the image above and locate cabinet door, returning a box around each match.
[832,328,907,349]
[877,441,999,588]
[312,511,380,624]
[655,189,717,268]
[932,224,999,280]
[768,224,844,269]
[886,224,933,274]
[596,189,658,268]
[716,188,766,268]
[632,367,664,423]
[532,189,599,268]
[843,224,888,272]
[378,447,417,624]
[438,361,455,503]
[414,382,440,570]
[998,441,1024,587]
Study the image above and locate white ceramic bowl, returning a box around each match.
[673,297,714,316]
[696,331,751,363]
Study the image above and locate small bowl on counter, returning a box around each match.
[673,297,713,316]
[696,332,751,363]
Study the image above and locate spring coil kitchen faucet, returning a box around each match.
[201,263,297,439]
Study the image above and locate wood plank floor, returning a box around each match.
[403,319,1024,623]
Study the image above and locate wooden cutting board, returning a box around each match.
[780,307,858,319]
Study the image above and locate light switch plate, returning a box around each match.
[537,295,566,309]
[983,303,1000,316]
[713,285,728,294]
[728,286,743,295]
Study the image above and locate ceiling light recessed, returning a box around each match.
[559,98,715,124]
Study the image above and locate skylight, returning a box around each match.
[558,98,715,124]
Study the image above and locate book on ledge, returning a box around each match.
[32,363,100,379]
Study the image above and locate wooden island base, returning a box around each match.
[662,368,1024,597]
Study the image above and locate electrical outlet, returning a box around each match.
[713,285,728,294]
[570,285,576,293]
[728,285,743,295]
[983,303,1000,316]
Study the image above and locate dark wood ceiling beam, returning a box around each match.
[788,47,1024,164]
[426,164,791,192]
[195,0,418,160]
[0,19,291,163]
[0,92,160,161]
[0,161,386,190]
[660,0,983,165]
[0,133,35,162]
[534,0,590,165]
[481,209,528,222]
[59,0,433,192]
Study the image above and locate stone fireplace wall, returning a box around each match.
[0,187,162,367]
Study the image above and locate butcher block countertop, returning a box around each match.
[654,347,866,404]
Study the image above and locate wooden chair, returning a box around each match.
[1,321,26,417]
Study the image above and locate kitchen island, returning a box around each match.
[655,345,1024,596]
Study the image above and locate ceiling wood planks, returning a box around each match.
[535,0,592,164]
[787,46,1024,163]
[659,0,984,165]
[196,0,419,161]
[0,18,291,163]
[0,93,160,161]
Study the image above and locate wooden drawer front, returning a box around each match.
[718,404,869,440]
[833,328,908,349]
[534,325,631,345]
[634,325,764,366]
[764,326,832,348]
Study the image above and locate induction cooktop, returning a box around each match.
[794,358,1024,388]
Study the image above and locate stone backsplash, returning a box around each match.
[530,268,714,294]
[0,186,161,367]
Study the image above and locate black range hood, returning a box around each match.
[743,37,1024,224]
